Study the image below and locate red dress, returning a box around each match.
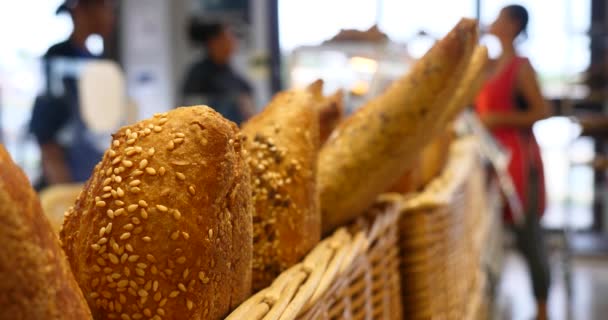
[475,56,546,222]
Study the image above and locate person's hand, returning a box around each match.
[480,113,502,129]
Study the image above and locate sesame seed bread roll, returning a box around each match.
[60,106,252,320]
[241,89,320,291]
[0,145,92,320]
[319,18,478,233]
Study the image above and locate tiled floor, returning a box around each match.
[497,250,608,320]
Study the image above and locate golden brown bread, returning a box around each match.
[241,90,320,291]
[60,106,253,320]
[0,145,92,320]
[307,80,345,145]
[318,18,478,233]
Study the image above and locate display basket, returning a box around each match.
[227,199,404,320]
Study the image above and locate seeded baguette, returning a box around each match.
[60,106,253,320]
[241,89,320,291]
[0,145,92,320]
[319,18,478,233]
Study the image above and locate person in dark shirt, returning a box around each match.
[30,0,115,188]
[182,20,255,125]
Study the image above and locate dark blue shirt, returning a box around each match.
[182,58,252,124]
[30,40,103,183]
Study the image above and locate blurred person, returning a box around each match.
[182,19,254,125]
[475,5,551,320]
[30,0,116,188]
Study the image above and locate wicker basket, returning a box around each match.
[227,200,403,320]
[396,137,491,320]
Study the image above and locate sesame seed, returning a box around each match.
[208,229,213,238]
[109,149,117,158]
[188,185,196,195]
[176,132,185,138]
[144,128,151,135]
[113,140,120,147]
[130,132,138,140]
[112,273,121,280]
[98,237,108,245]
[156,205,168,212]
[123,223,134,231]
[120,232,131,240]
[99,227,106,237]
[117,280,129,288]
[148,148,155,156]
[91,244,101,251]
[133,226,143,234]
[90,292,100,299]
[140,209,148,219]
[115,200,125,206]
[117,187,125,197]
[135,268,145,276]
[120,314,129,320]
[135,200,147,208]
[182,232,190,239]
[159,167,166,176]
[151,265,158,275]
[159,118,168,124]
[186,299,194,310]
[176,256,186,264]
[126,129,132,135]
[131,217,141,224]
[130,187,141,193]
[169,291,180,298]
[153,292,162,302]
[177,283,187,292]
[157,308,166,317]
[106,223,113,233]
[112,157,122,165]
[132,170,143,177]
[96,257,106,266]
[198,272,205,282]
[137,263,148,270]
[103,178,112,185]
[143,309,152,317]
[167,141,175,150]
[172,210,181,220]
[145,167,156,175]
[99,246,107,254]
[96,200,107,207]
[153,126,162,132]
[126,149,136,156]
[110,190,118,198]
[174,138,184,144]
[127,204,139,212]
[139,159,148,169]
[170,231,180,240]
[115,176,122,183]
[121,253,128,263]
[103,186,112,192]
[176,172,186,181]
[129,180,141,187]
[109,253,119,264]
[145,254,156,263]
[203,277,209,284]
[92,265,101,272]
[140,236,151,242]
[126,139,136,145]
[128,255,139,262]
[135,146,142,152]
[114,208,125,216]
[125,244,133,252]
[182,269,189,279]
[122,160,133,167]
[137,289,148,297]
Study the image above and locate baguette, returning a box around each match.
[60,106,253,320]
[242,89,321,291]
[319,18,478,233]
[0,145,92,319]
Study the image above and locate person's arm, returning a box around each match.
[238,94,256,120]
[40,143,72,184]
[481,59,551,130]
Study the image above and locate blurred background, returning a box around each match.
[1,0,608,318]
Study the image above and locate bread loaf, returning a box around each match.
[241,89,320,291]
[307,80,345,144]
[319,19,478,233]
[60,106,253,320]
[0,145,92,320]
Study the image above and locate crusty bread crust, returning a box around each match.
[60,106,252,320]
[0,145,92,320]
[242,90,321,291]
[319,19,478,233]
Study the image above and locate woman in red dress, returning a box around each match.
[475,5,551,320]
